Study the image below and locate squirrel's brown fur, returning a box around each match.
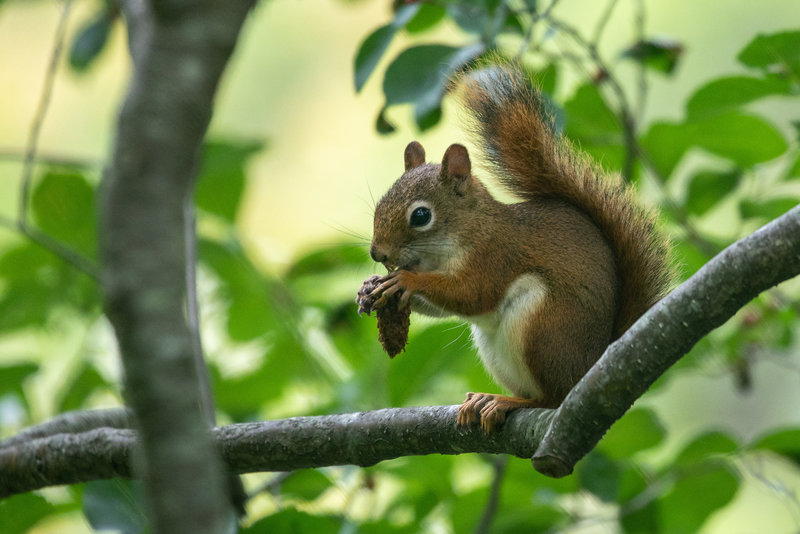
[364,64,672,432]
[460,66,672,338]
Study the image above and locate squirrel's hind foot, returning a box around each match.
[456,392,546,434]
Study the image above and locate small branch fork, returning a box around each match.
[2,206,798,498]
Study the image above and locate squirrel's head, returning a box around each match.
[371,141,488,273]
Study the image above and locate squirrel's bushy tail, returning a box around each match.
[459,65,672,337]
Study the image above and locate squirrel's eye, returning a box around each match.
[409,206,432,228]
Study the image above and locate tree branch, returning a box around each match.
[1,208,797,502]
[533,204,800,477]
[0,406,555,498]
[101,0,253,532]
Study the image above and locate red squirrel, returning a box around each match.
[364,65,672,432]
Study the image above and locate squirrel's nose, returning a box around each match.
[370,245,388,264]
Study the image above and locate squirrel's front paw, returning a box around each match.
[356,275,383,315]
[374,270,416,309]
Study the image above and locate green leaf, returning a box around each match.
[353,4,421,92]
[738,30,800,77]
[0,493,56,534]
[576,451,621,502]
[0,363,38,400]
[0,244,60,331]
[620,497,658,534]
[69,12,113,71]
[564,84,625,172]
[751,428,800,465]
[787,152,800,179]
[58,362,109,412]
[687,76,793,119]
[280,469,332,501]
[196,140,263,223]
[617,463,649,503]
[639,121,692,180]
[355,25,396,92]
[383,43,485,128]
[739,197,799,221]
[685,170,741,215]
[199,238,278,341]
[658,464,739,534]
[31,169,96,257]
[672,239,713,278]
[405,4,446,34]
[622,38,684,75]
[598,408,665,460]
[673,431,739,467]
[286,244,370,279]
[83,479,147,534]
[376,106,396,135]
[242,509,340,534]
[386,322,476,406]
[691,112,788,167]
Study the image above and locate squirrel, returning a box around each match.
[365,64,672,433]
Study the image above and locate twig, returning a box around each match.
[544,15,638,181]
[19,0,73,226]
[0,214,101,279]
[591,0,618,44]
[0,407,132,449]
[4,0,101,281]
[0,147,100,169]
[474,456,508,534]
[633,0,648,123]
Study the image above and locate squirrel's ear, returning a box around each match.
[404,141,426,171]
[440,144,471,192]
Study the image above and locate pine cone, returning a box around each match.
[356,275,411,358]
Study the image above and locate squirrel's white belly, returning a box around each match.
[469,273,548,399]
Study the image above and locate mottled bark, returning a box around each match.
[0,406,555,498]
[100,0,253,531]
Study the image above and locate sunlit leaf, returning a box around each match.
[280,469,332,501]
[564,83,625,172]
[639,121,691,180]
[738,30,800,77]
[286,244,370,279]
[685,170,741,215]
[691,112,787,167]
[0,363,38,402]
[657,464,738,534]
[673,431,739,467]
[739,197,799,221]
[751,427,800,465]
[31,169,96,257]
[687,76,793,119]
[58,362,109,412]
[0,493,56,534]
[196,140,264,223]
[83,479,147,534]
[598,408,665,460]
[242,509,340,534]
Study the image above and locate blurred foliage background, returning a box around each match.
[0,0,799,532]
